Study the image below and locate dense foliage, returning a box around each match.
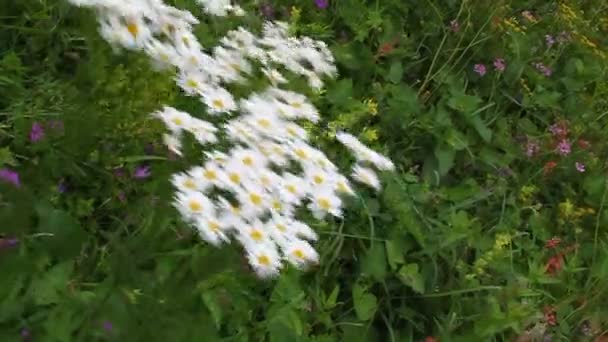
[2,0,608,340]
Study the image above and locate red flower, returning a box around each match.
[545,237,561,249]
[545,255,563,274]
[578,139,590,149]
[425,337,438,342]
[543,161,558,175]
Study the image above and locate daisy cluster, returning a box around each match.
[69,0,394,277]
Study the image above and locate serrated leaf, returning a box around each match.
[434,146,455,176]
[361,242,387,280]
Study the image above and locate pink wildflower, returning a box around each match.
[493,58,506,72]
[575,162,585,173]
[30,122,45,142]
[556,139,571,156]
[473,64,487,76]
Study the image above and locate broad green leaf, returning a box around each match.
[388,61,403,83]
[361,242,387,280]
[434,145,455,176]
[398,264,425,294]
[352,285,377,321]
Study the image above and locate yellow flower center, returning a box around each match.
[287,127,297,136]
[295,149,308,160]
[171,117,183,126]
[242,156,253,166]
[249,193,262,206]
[291,102,302,109]
[257,118,271,129]
[293,249,305,259]
[209,221,220,232]
[229,173,240,184]
[272,202,282,210]
[250,229,263,241]
[189,200,202,212]
[186,79,198,89]
[313,175,324,184]
[203,169,217,180]
[257,255,270,266]
[126,22,138,38]
[276,224,287,232]
[337,182,349,193]
[212,99,225,110]
[318,198,331,210]
[286,185,297,194]
[261,176,270,186]
[183,179,196,189]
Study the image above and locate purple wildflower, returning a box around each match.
[102,321,113,332]
[525,140,540,157]
[549,123,568,137]
[473,64,487,76]
[575,162,586,173]
[534,62,552,77]
[314,0,328,9]
[0,238,19,249]
[0,168,20,187]
[493,58,506,72]
[545,34,555,48]
[556,139,571,156]
[450,19,460,33]
[134,165,151,179]
[29,122,45,142]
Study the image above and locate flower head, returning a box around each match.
[575,162,586,173]
[134,165,152,179]
[493,58,506,72]
[30,122,45,142]
[556,139,571,156]
[450,19,460,32]
[473,63,487,76]
[0,168,20,187]
[314,0,329,9]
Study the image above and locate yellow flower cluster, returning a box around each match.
[465,233,512,279]
[558,199,595,223]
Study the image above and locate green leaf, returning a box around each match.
[470,116,493,143]
[30,262,72,306]
[385,239,406,270]
[0,147,16,166]
[398,264,425,294]
[434,145,455,176]
[361,242,387,280]
[202,291,223,329]
[35,204,87,259]
[447,92,482,113]
[352,285,377,321]
[388,61,403,84]
[327,79,353,107]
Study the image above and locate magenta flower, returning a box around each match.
[314,0,328,9]
[29,122,45,142]
[575,162,586,173]
[473,64,487,76]
[134,165,151,179]
[0,237,19,249]
[493,58,506,72]
[0,168,20,187]
[556,139,571,156]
